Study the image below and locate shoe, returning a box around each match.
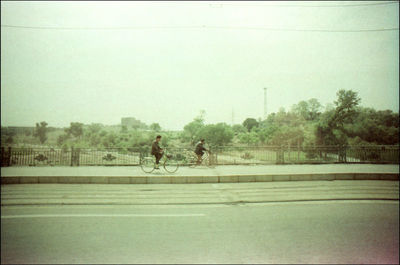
[154,165,160,169]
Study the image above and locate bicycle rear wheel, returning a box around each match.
[140,157,155,173]
[164,156,179,173]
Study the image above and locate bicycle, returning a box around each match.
[140,149,180,173]
[187,150,215,168]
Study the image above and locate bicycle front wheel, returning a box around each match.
[164,157,179,173]
[140,157,155,173]
[187,153,198,168]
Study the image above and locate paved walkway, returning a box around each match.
[1,164,399,184]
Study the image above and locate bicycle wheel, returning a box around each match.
[187,153,198,168]
[164,156,179,173]
[140,157,155,173]
[204,156,215,168]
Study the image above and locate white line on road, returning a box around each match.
[1,213,206,219]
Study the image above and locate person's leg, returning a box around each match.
[154,154,160,168]
[155,153,163,168]
[197,153,203,164]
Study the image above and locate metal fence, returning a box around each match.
[1,145,399,167]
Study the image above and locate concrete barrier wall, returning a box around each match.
[2,173,398,185]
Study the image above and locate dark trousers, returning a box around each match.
[154,153,163,164]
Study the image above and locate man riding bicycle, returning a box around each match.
[194,139,210,165]
[151,135,164,169]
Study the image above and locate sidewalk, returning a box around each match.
[1,164,399,184]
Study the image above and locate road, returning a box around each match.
[1,181,399,264]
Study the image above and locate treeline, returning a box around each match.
[1,89,399,149]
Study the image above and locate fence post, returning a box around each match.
[8,147,12,166]
[276,145,284,164]
[70,147,74,166]
[1,147,5,167]
[297,142,300,161]
[76,148,80,166]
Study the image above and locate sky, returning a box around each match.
[1,1,399,130]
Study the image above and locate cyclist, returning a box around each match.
[194,139,210,164]
[151,135,164,169]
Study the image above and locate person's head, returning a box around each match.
[156,135,162,142]
[200,139,205,143]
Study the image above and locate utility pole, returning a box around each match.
[263,87,268,120]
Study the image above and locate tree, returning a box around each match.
[308,98,322,120]
[332,89,361,128]
[345,107,399,145]
[199,123,234,146]
[150,123,161,132]
[232,124,247,135]
[257,123,279,144]
[268,125,305,146]
[34,121,48,144]
[102,132,118,148]
[88,123,103,135]
[57,133,70,146]
[181,111,206,145]
[291,98,322,121]
[242,118,259,132]
[238,131,259,146]
[315,89,361,146]
[120,125,128,133]
[65,122,84,139]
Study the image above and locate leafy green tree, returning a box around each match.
[257,123,279,144]
[181,111,206,145]
[150,123,162,132]
[34,121,48,144]
[308,98,322,120]
[242,118,259,132]
[102,132,118,148]
[88,123,103,135]
[120,125,128,133]
[291,98,322,121]
[332,89,361,128]
[238,131,259,146]
[316,90,361,146]
[232,124,247,135]
[268,125,305,146]
[345,107,399,145]
[65,122,84,139]
[89,134,101,147]
[199,123,234,146]
[57,133,70,146]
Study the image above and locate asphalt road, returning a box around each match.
[1,181,399,264]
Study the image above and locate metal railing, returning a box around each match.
[1,145,399,167]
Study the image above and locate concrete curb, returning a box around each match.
[1,173,398,184]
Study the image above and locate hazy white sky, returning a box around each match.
[1,1,399,130]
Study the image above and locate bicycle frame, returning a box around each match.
[140,149,179,173]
